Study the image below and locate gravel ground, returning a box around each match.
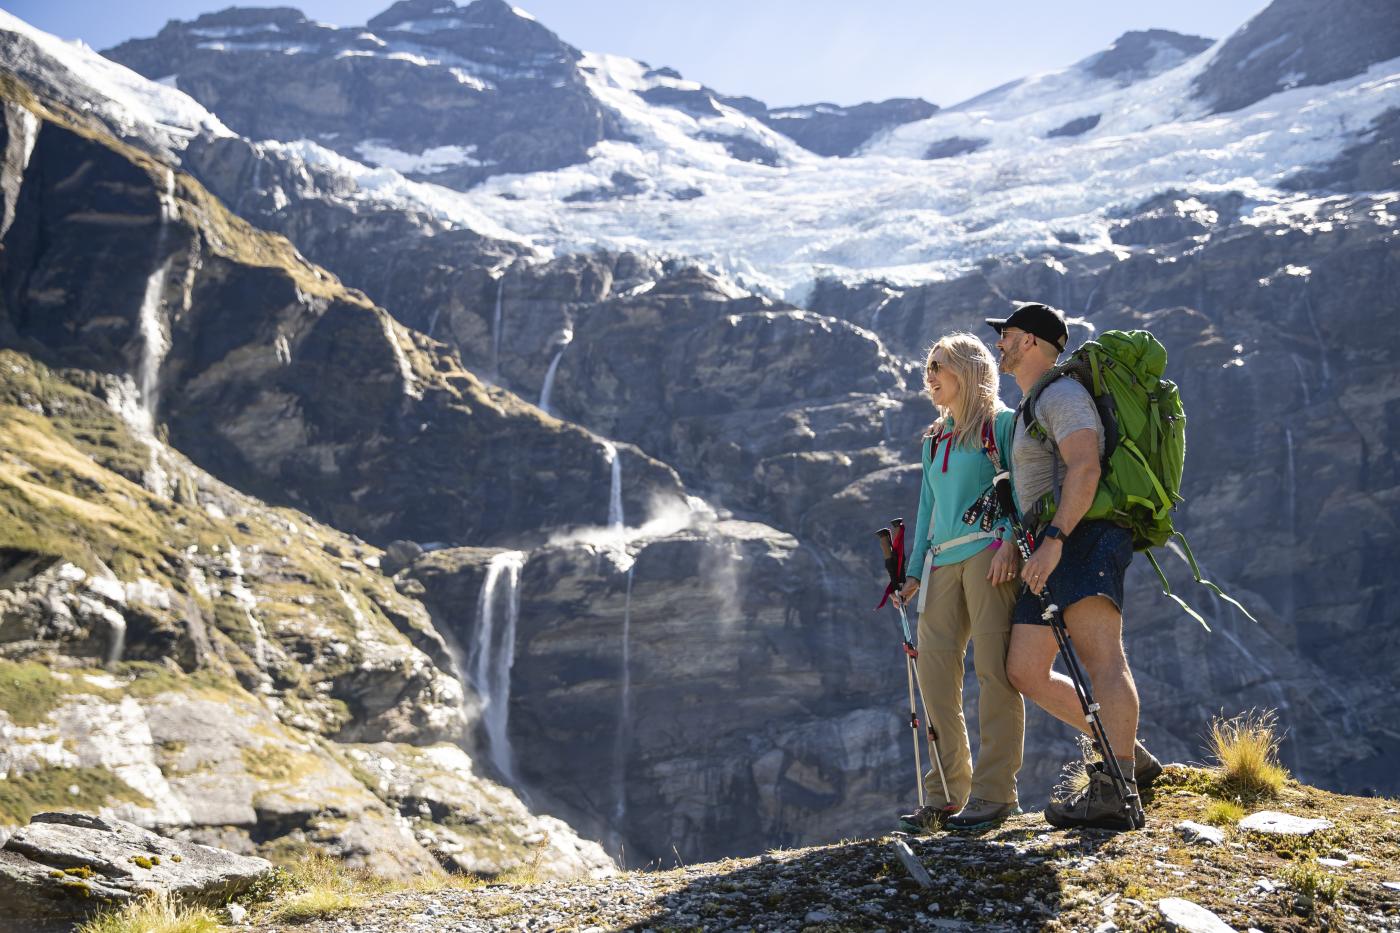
[243,767,1400,932]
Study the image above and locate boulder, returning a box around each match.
[0,811,271,922]
[1157,897,1236,933]
[1237,811,1334,836]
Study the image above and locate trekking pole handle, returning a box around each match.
[876,528,894,561]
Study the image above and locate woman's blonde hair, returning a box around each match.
[924,332,1005,447]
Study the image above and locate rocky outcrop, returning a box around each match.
[103,0,624,188]
[1193,0,1400,114]
[1083,29,1213,84]
[760,98,939,157]
[0,350,610,878]
[344,742,614,879]
[0,811,271,924]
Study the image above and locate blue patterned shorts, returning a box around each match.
[1012,520,1134,625]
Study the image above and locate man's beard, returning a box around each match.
[999,343,1021,372]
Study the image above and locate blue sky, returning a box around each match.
[8,0,1272,107]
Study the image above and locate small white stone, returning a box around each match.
[1237,811,1333,836]
[1383,881,1400,891]
[1176,820,1225,846]
[226,903,248,923]
[1318,857,1348,868]
[804,910,835,923]
[1157,897,1236,933]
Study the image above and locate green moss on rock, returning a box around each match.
[0,765,153,825]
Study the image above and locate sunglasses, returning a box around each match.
[927,359,945,374]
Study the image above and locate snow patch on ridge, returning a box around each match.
[0,9,232,148]
[355,140,489,173]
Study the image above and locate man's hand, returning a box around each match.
[897,577,921,607]
[986,545,1020,586]
[1021,538,1062,595]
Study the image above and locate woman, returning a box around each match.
[896,332,1024,833]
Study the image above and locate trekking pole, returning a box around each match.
[991,480,1144,827]
[876,521,948,811]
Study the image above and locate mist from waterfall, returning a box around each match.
[469,550,527,785]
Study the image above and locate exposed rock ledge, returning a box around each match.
[0,811,271,926]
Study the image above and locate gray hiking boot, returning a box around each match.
[1134,740,1164,790]
[1045,763,1142,832]
[897,804,956,834]
[945,797,1020,831]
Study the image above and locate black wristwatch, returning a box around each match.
[1044,524,1065,541]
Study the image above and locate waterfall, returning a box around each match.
[468,550,526,784]
[1300,289,1332,387]
[1290,355,1312,407]
[491,273,506,378]
[604,443,625,529]
[137,169,176,433]
[426,306,441,340]
[105,615,127,670]
[537,327,574,415]
[611,565,634,855]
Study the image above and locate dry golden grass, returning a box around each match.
[1052,735,1097,798]
[75,892,219,933]
[264,853,371,922]
[1208,709,1288,802]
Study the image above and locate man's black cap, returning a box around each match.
[985,302,1068,352]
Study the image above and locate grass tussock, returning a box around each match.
[264,853,371,923]
[1279,858,1347,903]
[1052,735,1097,798]
[1202,799,1246,826]
[1208,709,1289,802]
[75,892,219,933]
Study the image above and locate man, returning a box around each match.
[987,302,1162,831]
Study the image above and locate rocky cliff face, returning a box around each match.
[1192,0,1400,114]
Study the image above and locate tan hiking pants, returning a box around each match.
[916,545,1024,807]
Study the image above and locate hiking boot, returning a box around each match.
[1045,763,1142,832]
[897,804,955,834]
[945,797,1020,831]
[1134,740,1164,790]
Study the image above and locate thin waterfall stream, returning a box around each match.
[468,550,527,785]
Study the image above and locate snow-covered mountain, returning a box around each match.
[76,0,1400,300]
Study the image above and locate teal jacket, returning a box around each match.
[908,408,1016,580]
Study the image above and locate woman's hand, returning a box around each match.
[897,577,921,606]
[987,544,1021,587]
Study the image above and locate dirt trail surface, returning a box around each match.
[243,768,1400,932]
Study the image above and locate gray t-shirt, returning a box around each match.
[1011,376,1104,523]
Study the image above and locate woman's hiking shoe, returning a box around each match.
[1134,741,1164,790]
[1044,763,1143,832]
[945,797,1020,831]
[897,804,956,834]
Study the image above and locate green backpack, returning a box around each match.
[1023,330,1254,629]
